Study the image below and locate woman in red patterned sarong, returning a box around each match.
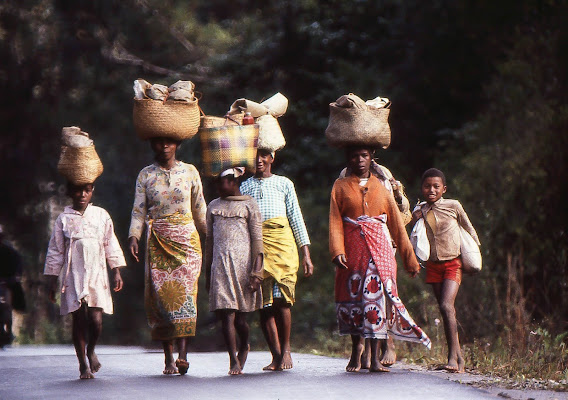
[329,147,430,372]
[128,137,207,375]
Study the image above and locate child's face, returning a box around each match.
[421,177,446,204]
[217,176,238,197]
[69,184,94,212]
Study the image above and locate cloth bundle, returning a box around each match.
[132,79,200,141]
[325,93,391,149]
[57,126,103,185]
[227,92,288,152]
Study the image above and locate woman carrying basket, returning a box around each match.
[129,136,206,375]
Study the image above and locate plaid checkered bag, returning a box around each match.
[200,124,259,177]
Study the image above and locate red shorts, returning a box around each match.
[425,258,462,285]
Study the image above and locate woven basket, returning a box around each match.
[257,114,286,152]
[133,98,200,140]
[325,94,391,149]
[57,145,104,185]
[200,113,244,128]
[200,124,259,177]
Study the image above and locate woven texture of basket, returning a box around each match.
[57,145,104,185]
[200,124,259,177]
[133,98,200,140]
[200,113,244,128]
[325,94,391,149]
[257,114,286,152]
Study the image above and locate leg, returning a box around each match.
[346,335,364,372]
[217,310,241,375]
[380,299,397,366]
[260,306,282,370]
[360,339,371,369]
[72,305,93,379]
[380,336,397,366]
[86,308,103,373]
[234,312,250,370]
[273,300,293,369]
[175,337,190,375]
[162,340,177,374]
[432,280,464,372]
[369,338,389,372]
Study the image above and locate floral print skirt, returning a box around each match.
[145,213,201,340]
[335,216,431,348]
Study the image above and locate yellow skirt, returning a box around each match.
[261,216,299,306]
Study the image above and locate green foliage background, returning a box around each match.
[1,0,566,372]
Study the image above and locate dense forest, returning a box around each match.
[1,0,566,380]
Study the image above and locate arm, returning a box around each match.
[103,212,126,292]
[190,167,207,236]
[128,170,147,262]
[247,201,264,291]
[385,194,420,277]
[456,201,481,246]
[284,180,314,275]
[204,207,214,292]
[329,182,347,267]
[44,217,65,301]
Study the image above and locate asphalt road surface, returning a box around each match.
[0,345,559,400]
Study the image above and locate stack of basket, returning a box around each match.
[57,126,104,185]
[199,93,289,176]
[325,93,391,149]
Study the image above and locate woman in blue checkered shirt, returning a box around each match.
[240,149,314,371]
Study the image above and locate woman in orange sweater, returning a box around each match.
[330,147,431,372]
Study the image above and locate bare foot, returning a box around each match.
[346,342,364,372]
[163,360,178,375]
[87,351,101,373]
[444,356,465,373]
[79,365,95,379]
[229,359,243,375]
[370,359,390,373]
[380,339,396,367]
[175,358,189,375]
[280,351,293,370]
[237,344,250,370]
[263,358,282,371]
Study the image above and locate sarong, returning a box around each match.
[335,215,431,348]
[261,216,298,306]
[145,213,202,340]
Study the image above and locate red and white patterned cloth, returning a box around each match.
[335,215,431,348]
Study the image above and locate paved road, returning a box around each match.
[0,345,527,400]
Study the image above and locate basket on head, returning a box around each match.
[133,98,200,141]
[200,124,259,177]
[325,93,391,149]
[57,145,104,185]
[257,114,286,152]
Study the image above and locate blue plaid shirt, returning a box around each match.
[241,175,310,247]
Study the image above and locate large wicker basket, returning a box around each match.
[133,98,200,140]
[57,145,104,185]
[200,124,259,177]
[325,94,391,149]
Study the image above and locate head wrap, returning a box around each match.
[220,167,246,178]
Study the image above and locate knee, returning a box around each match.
[439,301,456,318]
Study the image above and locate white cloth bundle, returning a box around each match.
[62,126,93,148]
[460,227,482,273]
[410,217,430,262]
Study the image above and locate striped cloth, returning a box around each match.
[240,175,310,247]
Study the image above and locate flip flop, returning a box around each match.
[176,359,189,375]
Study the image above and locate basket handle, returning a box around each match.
[223,114,240,126]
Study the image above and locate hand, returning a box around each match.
[407,268,420,278]
[128,236,139,262]
[248,276,261,292]
[301,246,314,277]
[411,209,422,224]
[49,289,57,303]
[333,254,348,269]
[46,276,58,303]
[113,268,124,292]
